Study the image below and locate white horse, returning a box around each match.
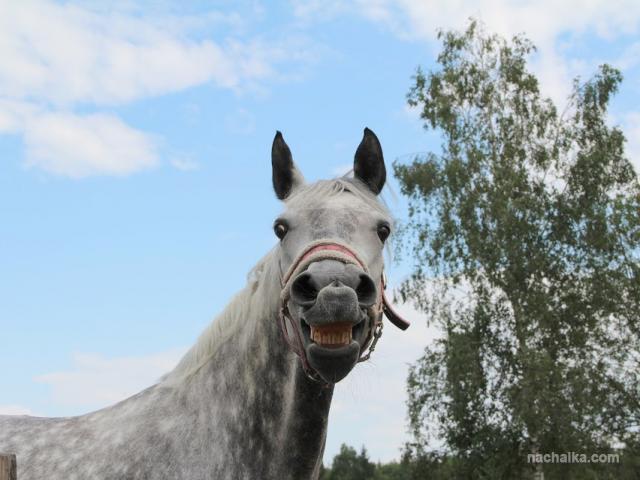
[0,128,408,479]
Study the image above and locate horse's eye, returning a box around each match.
[274,221,288,240]
[377,224,391,243]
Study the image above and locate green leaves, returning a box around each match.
[321,445,380,480]
[396,19,640,479]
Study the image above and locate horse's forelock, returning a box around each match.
[285,178,390,216]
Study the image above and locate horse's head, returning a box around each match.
[272,128,408,384]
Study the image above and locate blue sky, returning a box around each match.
[1,0,639,464]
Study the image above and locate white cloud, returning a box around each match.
[393,0,639,103]
[294,0,640,105]
[350,0,640,48]
[324,300,440,463]
[23,112,159,178]
[0,99,39,134]
[170,155,200,172]
[0,404,36,416]
[0,1,317,177]
[35,348,185,411]
[0,1,276,106]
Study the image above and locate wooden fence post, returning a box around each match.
[0,454,16,480]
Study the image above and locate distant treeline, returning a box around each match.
[321,443,640,480]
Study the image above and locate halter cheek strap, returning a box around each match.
[380,272,410,330]
[278,240,409,383]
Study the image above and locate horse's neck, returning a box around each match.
[174,301,334,478]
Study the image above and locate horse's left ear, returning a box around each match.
[354,128,386,195]
[272,131,304,200]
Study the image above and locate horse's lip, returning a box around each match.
[307,340,359,355]
[306,341,360,383]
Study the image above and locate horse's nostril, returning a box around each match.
[290,273,319,305]
[355,274,377,306]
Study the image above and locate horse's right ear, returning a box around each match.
[272,131,304,200]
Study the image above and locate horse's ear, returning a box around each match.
[354,127,386,195]
[272,131,304,200]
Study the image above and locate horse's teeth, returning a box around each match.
[310,326,352,346]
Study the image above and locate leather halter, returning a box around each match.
[278,240,410,383]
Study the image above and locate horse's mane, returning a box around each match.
[160,248,280,386]
[161,177,390,386]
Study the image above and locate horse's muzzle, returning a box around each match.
[288,259,377,382]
